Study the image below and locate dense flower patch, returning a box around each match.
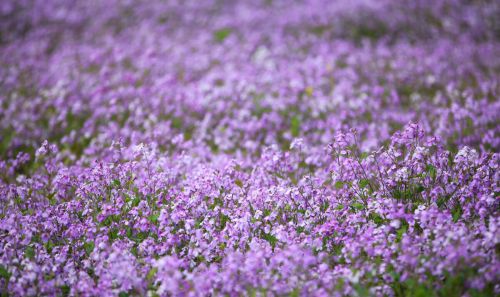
[1,0,499,296]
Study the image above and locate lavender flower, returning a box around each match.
[0,0,499,296]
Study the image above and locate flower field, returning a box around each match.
[0,0,499,296]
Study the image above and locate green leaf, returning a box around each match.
[248,288,257,297]
[290,288,301,297]
[290,116,301,137]
[452,203,462,222]
[213,28,232,42]
[396,222,408,242]
[353,283,370,297]
[334,181,345,189]
[84,241,95,256]
[351,202,364,211]
[304,86,313,97]
[132,196,141,207]
[220,214,230,230]
[426,164,437,180]
[108,228,119,242]
[414,184,425,194]
[437,196,448,209]
[369,213,385,225]
[135,231,149,243]
[234,179,244,188]
[131,246,138,257]
[112,179,121,188]
[148,212,160,224]
[261,232,278,248]
[147,267,158,281]
[45,240,55,253]
[25,246,35,259]
[60,285,70,296]
[0,128,14,156]
[0,265,11,280]
[359,179,370,189]
[320,201,329,212]
[171,117,183,129]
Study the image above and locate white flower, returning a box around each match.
[454,146,478,164]
[390,219,401,229]
[290,138,304,150]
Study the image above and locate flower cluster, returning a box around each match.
[1,1,499,296]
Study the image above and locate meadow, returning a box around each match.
[0,1,499,296]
